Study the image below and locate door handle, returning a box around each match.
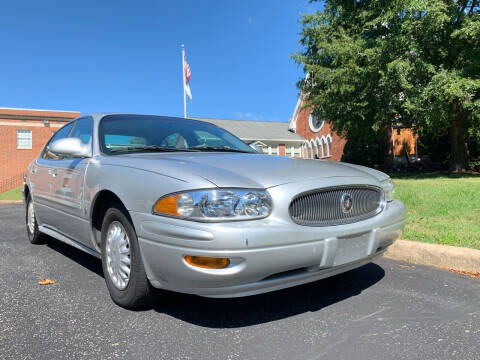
[48,169,58,177]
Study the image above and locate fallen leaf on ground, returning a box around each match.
[38,278,56,285]
[448,269,480,278]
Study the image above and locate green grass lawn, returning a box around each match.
[392,173,480,250]
[0,187,22,201]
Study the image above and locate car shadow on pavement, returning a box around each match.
[44,237,385,328]
[155,263,385,328]
[47,239,104,278]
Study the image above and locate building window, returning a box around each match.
[17,129,32,149]
[308,113,324,133]
[310,139,317,159]
[317,137,324,158]
[306,142,311,158]
[326,135,332,157]
[320,137,327,158]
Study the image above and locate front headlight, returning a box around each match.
[153,189,273,221]
[381,178,395,202]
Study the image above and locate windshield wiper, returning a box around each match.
[109,145,199,153]
[189,145,252,153]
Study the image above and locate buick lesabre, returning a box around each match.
[24,114,406,308]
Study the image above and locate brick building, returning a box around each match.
[287,94,418,163]
[288,95,346,161]
[0,108,80,193]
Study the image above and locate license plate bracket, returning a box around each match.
[333,232,371,266]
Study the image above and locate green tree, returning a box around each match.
[294,0,480,171]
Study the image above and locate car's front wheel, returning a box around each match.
[100,204,154,309]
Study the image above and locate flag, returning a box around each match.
[184,56,192,100]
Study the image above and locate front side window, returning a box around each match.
[99,115,255,155]
[17,129,32,149]
[70,118,93,145]
[42,122,74,160]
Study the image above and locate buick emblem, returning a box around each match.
[341,193,353,213]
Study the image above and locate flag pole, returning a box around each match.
[182,44,187,118]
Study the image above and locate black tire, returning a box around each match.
[100,203,154,309]
[25,194,46,244]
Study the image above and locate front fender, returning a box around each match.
[84,159,216,215]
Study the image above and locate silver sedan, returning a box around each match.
[24,114,406,308]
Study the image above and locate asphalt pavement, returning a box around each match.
[0,204,479,360]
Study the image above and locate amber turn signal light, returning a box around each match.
[154,194,181,216]
[184,255,230,269]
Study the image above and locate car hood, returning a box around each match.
[104,152,388,188]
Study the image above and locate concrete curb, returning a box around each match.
[384,239,480,273]
[0,200,22,204]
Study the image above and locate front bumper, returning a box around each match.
[130,198,406,298]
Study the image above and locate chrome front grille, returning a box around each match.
[289,186,384,226]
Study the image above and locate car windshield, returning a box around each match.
[99,115,256,155]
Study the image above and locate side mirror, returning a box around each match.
[250,144,263,153]
[48,138,91,158]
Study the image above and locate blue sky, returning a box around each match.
[0,1,322,122]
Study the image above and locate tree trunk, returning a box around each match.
[450,104,469,172]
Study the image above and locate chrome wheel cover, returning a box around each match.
[27,201,35,234]
[105,221,131,290]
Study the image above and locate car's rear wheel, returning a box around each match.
[100,203,154,309]
[25,194,46,244]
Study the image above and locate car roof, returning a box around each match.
[84,113,220,128]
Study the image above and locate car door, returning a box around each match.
[33,122,75,227]
[49,117,93,246]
